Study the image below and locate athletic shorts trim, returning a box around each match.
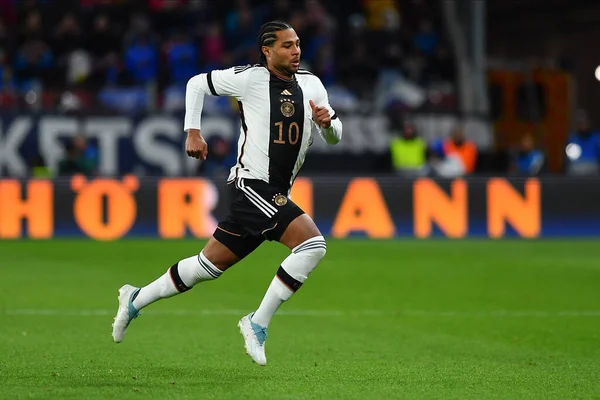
[212,178,305,259]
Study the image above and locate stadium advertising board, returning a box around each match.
[0,177,598,239]
[0,113,493,177]
[0,113,392,177]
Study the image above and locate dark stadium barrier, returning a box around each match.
[0,176,599,239]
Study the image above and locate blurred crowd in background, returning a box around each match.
[388,109,599,179]
[0,0,454,113]
[1,0,599,179]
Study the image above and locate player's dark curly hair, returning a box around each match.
[257,20,293,66]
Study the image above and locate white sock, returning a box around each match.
[251,276,293,327]
[132,251,222,311]
[251,236,327,327]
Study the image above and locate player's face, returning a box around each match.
[271,28,301,75]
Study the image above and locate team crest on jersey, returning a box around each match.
[273,194,288,206]
[281,101,295,117]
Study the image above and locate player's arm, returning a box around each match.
[309,78,342,145]
[184,66,251,131]
[183,66,252,159]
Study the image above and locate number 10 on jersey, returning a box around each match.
[273,121,300,145]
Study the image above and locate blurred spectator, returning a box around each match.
[338,39,379,103]
[165,31,197,85]
[565,110,600,176]
[124,34,158,85]
[13,10,49,91]
[389,120,429,177]
[19,10,44,43]
[58,135,97,176]
[287,9,306,38]
[362,0,400,30]
[198,135,237,180]
[413,19,438,57]
[124,12,154,46]
[30,153,52,178]
[51,13,93,88]
[66,50,92,86]
[13,39,53,92]
[87,13,119,60]
[428,44,455,84]
[312,43,336,87]
[224,0,258,65]
[511,133,545,176]
[302,1,335,71]
[338,13,367,64]
[201,22,225,71]
[372,8,404,111]
[86,13,120,89]
[52,13,83,59]
[430,125,478,177]
[0,48,10,91]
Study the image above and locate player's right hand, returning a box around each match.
[309,100,331,129]
[185,129,208,160]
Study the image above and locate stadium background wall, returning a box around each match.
[0,177,599,240]
[0,113,491,177]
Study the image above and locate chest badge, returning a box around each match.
[281,101,295,118]
[273,194,288,206]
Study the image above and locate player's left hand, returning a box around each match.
[309,100,331,129]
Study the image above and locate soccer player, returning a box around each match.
[112,21,342,366]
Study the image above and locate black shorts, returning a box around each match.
[213,178,305,259]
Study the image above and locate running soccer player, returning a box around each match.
[112,20,342,366]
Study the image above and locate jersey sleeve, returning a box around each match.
[310,77,342,145]
[183,66,252,131]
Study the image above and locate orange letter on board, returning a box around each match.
[71,175,138,241]
[414,179,467,238]
[488,178,540,238]
[0,180,53,238]
[158,179,218,238]
[331,178,395,238]
[290,177,313,218]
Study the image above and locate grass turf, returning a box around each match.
[0,239,599,399]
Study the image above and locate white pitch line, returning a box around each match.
[2,309,600,317]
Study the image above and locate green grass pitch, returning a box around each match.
[1,239,599,399]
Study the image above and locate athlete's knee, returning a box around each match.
[176,250,224,289]
[293,235,327,262]
[280,236,327,284]
[197,251,225,280]
[202,236,241,271]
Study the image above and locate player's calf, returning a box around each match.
[112,251,223,343]
[251,235,327,327]
[132,251,223,311]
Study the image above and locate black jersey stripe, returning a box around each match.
[207,71,218,96]
[234,65,252,74]
[236,101,249,174]
[267,73,304,190]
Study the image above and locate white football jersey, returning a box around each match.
[184,64,342,193]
